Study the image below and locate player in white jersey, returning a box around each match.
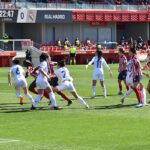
[86,50,112,98]
[8,59,33,105]
[31,52,60,110]
[53,60,89,109]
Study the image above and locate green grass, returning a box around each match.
[0,65,150,150]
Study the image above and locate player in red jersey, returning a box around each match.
[117,47,129,95]
[121,47,144,107]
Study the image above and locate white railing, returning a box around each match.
[0,39,33,51]
[0,2,148,11]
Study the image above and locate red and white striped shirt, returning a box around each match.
[118,54,127,72]
[47,61,55,75]
[28,66,39,78]
[127,54,142,78]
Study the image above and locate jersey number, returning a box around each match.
[61,71,66,78]
[16,67,20,75]
[97,60,102,68]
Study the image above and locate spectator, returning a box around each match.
[86,38,92,47]
[25,49,32,62]
[2,33,9,50]
[56,39,62,48]
[64,37,70,47]
[96,43,102,50]
[75,37,80,47]
[137,36,144,50]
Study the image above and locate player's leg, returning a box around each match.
[21,79,34,104]
[92,80,97,98]
[100,80,107,98]
[139,83,147,105]
[45,86,60,109]
[117,72,123,94]
[99,74,106,97]
[147,80,150,94]
[68,81,89,108]
[70,91,89,109]
[15,86,23,105]
[133,82,143,107]
[92,72,98,98]
[14,81,24,105]
[124,80,129,91]
[29,80,38,95]
[53,83,73,106]
[23,86,34,104]
[118,79,123,95]
[31,89,44,109]
[51,77,72,104]
[120,87,133,104]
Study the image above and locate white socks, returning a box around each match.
[124,88,133,99]
[102,85,106,97]
[78,96,89,108]
[49,92,57,107]
[26,93,33,103]
[33,94,43,106]
[142,88,147,105]
[92,86,96,97]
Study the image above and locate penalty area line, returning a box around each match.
[0,139,20,144]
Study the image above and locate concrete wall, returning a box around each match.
[5,23,42,43]
[43,22,116,43]
[4,22,116,45]
[117,22,148,42]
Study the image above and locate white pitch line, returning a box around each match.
[0,139,20,144]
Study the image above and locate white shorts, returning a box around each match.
[126,74,134,87]
[14,79,27,90]
[36,79,50,90]
[92,71,104,81]
[56,80,76,92]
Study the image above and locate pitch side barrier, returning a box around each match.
[0,39,33,51]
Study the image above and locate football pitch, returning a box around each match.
[0,64,150,150]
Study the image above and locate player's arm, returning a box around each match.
[103,58,112,77]
[30,66,39,78]
[39,68,50,79]
[86,57,95,70]
[8,71,12,86]
[51,61,58,66]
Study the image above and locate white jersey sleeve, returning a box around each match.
[102,58,110,71]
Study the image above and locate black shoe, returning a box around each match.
[31,105,36,110]
[50,106,62,110]
[67,100,73,106]
[47,101,51,105]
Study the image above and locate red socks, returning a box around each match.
[57,91,70,101]
[118,82,122,91]
[134,87,143,104]
[126,85,129,91]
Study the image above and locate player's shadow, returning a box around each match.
[0,106,48,113]
[95,103,136,110]
[84,94,118,100]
